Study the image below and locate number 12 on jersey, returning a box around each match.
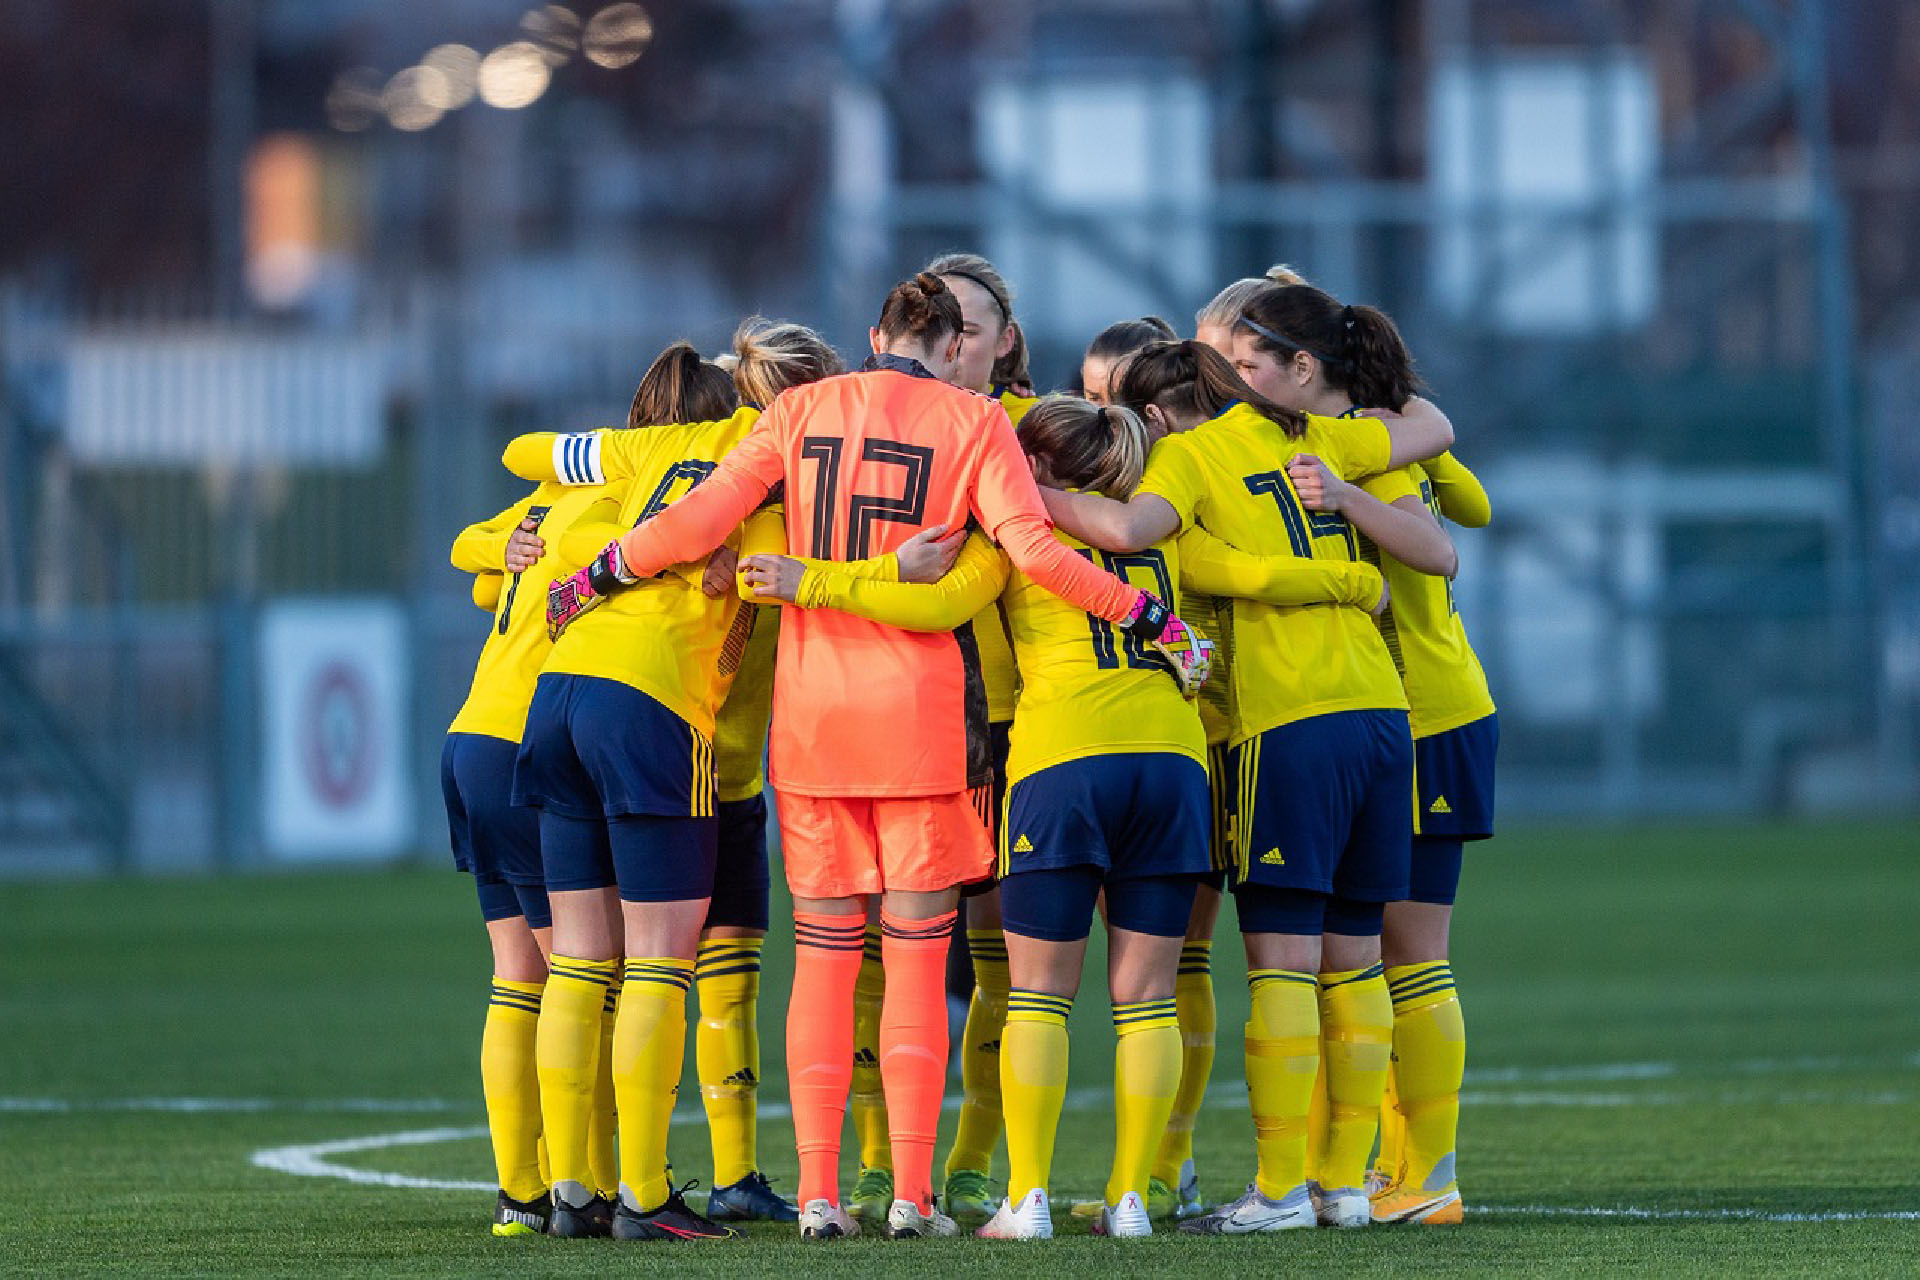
[1080,547,1176,671]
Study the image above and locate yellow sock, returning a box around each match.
[1376,1058,1406,1185]
[1108,999,1181,1206]
[1386,963,1465,1193]
[1244,969,1320,1201]
[481,978,546,1202]
[696,936,765,1188]
[999,990,1071,1200]
[1318,964,1393,1191]
[851,926,891,1172]
[589,974,620,1197]
[613,957,694,1213]
[536,955,617,1202]
[1305,1056,1328,1186]
[944,927,1010,1180]
[1154,941,1215,1185]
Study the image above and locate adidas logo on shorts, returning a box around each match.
[1012,834,1034,853]
[1429,795,1452,815]
[1259,848,1285,865]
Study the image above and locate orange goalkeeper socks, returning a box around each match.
[788,912,865,1207]
[879,908,957,1212]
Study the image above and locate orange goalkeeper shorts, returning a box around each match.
[776,788,994,899]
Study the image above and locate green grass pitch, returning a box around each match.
[3,818,1917,1275]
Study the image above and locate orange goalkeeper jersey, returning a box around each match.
[616,354,1144,798]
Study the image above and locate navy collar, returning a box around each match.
[863,352,940,380]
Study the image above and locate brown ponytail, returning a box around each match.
[1116,340,1308,439]
[721,316,843,408]
[1016,394,1150,501]
[628,341,738,428]
[876,271,963,347]
[1237,283,1423,412]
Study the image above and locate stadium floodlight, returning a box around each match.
[521,5,582,67]
[324,68,383,132]
[582,3,653,69]
[383,66,448,132]
[478,41,553,110]
[420,44,481,110]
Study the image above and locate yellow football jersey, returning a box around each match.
[448,482,620,744]
[1361,463,1495,739]
[536,414,773,739]
[999,519,1205,788]
[970,390,1038,724]
[713,605,777,803]
[1173,536,1232,748]
[1138,402,1404,742]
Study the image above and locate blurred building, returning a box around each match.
[1,0,1916,873]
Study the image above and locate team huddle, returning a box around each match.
[442,251,1495,1243]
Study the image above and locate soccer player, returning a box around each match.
[1040,340,1452,1235]
[1238,283,1497,1227]
[505,321,844,1225]
[1070,312,1231,1218]
[546,272,1211,1242]
[447,478,620,1237]
[505,342,782,1243]
[913,251,1037,1223]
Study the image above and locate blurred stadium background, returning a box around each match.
[3,0,1917,877]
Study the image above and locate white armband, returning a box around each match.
[551,431,606,486]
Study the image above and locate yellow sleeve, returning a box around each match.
[450,491,538,573]
[1422,451,1492,528]
[1178,526,1383,611]
[1137,439,1208,530]
[1361,464,1422,507]
[556,498,627,568]
[471,572,504,611]
[1322,414,1394,482]
[502,428,645,485]
[795,530,1009,632]
[736,508,909,606]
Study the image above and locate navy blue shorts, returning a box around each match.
[1002,866,1202,942]
[538,808,719,902]
[962,721,1013,899]
[1207,741,1234,878]
[1230,885,1384,937]
[475,877,553,930]
[444,733,544,885]
[512,673,716,820]
[707,792,772,931]
[1000,752,1212,881]
[1408,838,1465,906]
[1413,713,1498,840]
[1231,709,1412,903]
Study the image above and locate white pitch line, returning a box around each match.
[249,1128,1920,1225]
[250,1126,494,1192]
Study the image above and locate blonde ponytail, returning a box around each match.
[728,316,842,407]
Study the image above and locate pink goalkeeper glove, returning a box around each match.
[1121,591,1214,699]
[546,538,638,640]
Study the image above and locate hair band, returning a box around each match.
[1235,314,1344,366]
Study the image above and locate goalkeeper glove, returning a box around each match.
[1121,591,1214,699]
[546,539,638,639]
